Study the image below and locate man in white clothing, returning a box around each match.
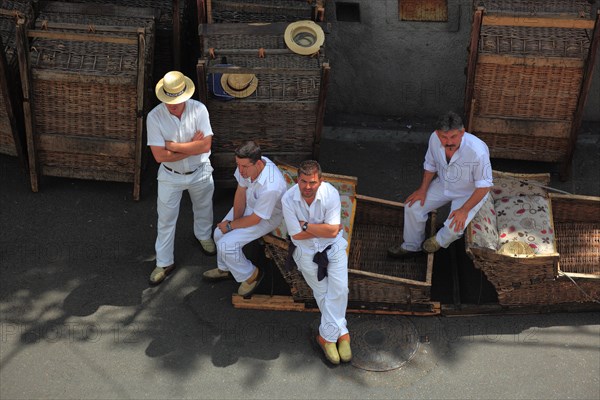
[388,111,493,258]
[146,71,216,285]
[281,160,351,365]
[203,141,286,298]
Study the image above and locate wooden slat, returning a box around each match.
[348,268,431,287]
[482,15,595,29]
[313,62,329,160]
[32,69,135,85]
[36,134,135,158]
[37,1,160,19]
[232,294,441,315]
[471,116,572,138]
[40,166,133,182]
[0,33,24,164]
[27,30,138,45]
[477,54,585,68]
[207,65,321,76]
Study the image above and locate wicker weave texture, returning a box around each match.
[210,0,317,23]
[38,151,135,181]
[496,277,600,305]
[475,132,569,162]
[475,0,593,17]
[208,102,317,152]
[473,63,582,120]
[33,80,138,140]
[555,222,600,275]
[479,26,592,58]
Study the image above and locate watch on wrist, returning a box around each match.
[226,221,233,232]
[302,222,309,231]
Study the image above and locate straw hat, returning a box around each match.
[498,241,535,256]
[284,20,325,55]
[155,71,195,104]
[208,64,235,101]
[220,73,259,98]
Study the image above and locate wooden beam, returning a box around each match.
[196,59,208,104]
[313,62,330,160]
[37,1,159,19]
[232,294,441,316]
[32,70,135,86]
[477,54,585,68]
[0,34,25,166]
[173,0,181,70]
[464,8,484,130]
[562,11,600,180]
[471,116,572,138]
[133,31,146,201]
[482,15,596,29]
[27,30,138,45]
[36,134,135,158]
[15,17,38,192]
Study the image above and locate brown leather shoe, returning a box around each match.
[387,244,422,259]
[149,264,175,285]
[237,267,263,298]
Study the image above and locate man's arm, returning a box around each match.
[217,185,263,233]
[448,187,491,232]
[165,132,212,155]
[291,222,340,240]
[405,170,436,207]
[150,145,189,163]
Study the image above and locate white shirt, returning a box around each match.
[234,157,286,222]
[424,131,493,197]
[282,181,343,253]
[147,100,213,173]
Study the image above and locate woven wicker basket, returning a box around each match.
[0,0,34,158]
[198,22,328,185]
[207,0,324,23]
[466,172,600,306]
[16,4,156,200]
[465,7,600,176]
[264,194,436,307]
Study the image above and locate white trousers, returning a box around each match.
[155,164,214,267]
[294,236,349,343]
[214,208,282,282]
[402,177,489,251]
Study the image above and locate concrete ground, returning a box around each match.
[1,122,599,400]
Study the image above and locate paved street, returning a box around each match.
[1,123,599,399]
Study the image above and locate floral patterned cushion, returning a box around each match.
[271,163,357,248]
[495,195,556,255]
[490,175,548,201]
[469,194,499,250]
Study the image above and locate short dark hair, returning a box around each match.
[235,141,262,163]
[436,111,464,132]
[298,160,322,178]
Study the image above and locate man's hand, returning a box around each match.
[217,220,230,234]
[448,208,469,232]
[405,188,428,207]
[192,131,204,141]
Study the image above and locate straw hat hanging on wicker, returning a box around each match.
[220,73,259,98]
[155,71,195,104]
[284,20,325,55]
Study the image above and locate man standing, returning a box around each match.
[147,71,216,285]
[281,160,351,365]
[203,141,286,298]
[388,111,493,258]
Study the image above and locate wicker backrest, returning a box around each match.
[199,22,328,184]
[17,6,155,199]
[207,0,324,23]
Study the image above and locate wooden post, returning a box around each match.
[463,7,483,131]
[206,0,213,24]
[196,0,206,25]
[560,11,600,180]
[15,17,38,192]
[196,59,208,104]
[133,29,147,201]
[172,0,181,70]
[313,62,330,160]
[0,34,25,168]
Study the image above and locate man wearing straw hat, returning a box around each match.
[388,111,493,258]
[281,160,351,365]
[146,71,217,285]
